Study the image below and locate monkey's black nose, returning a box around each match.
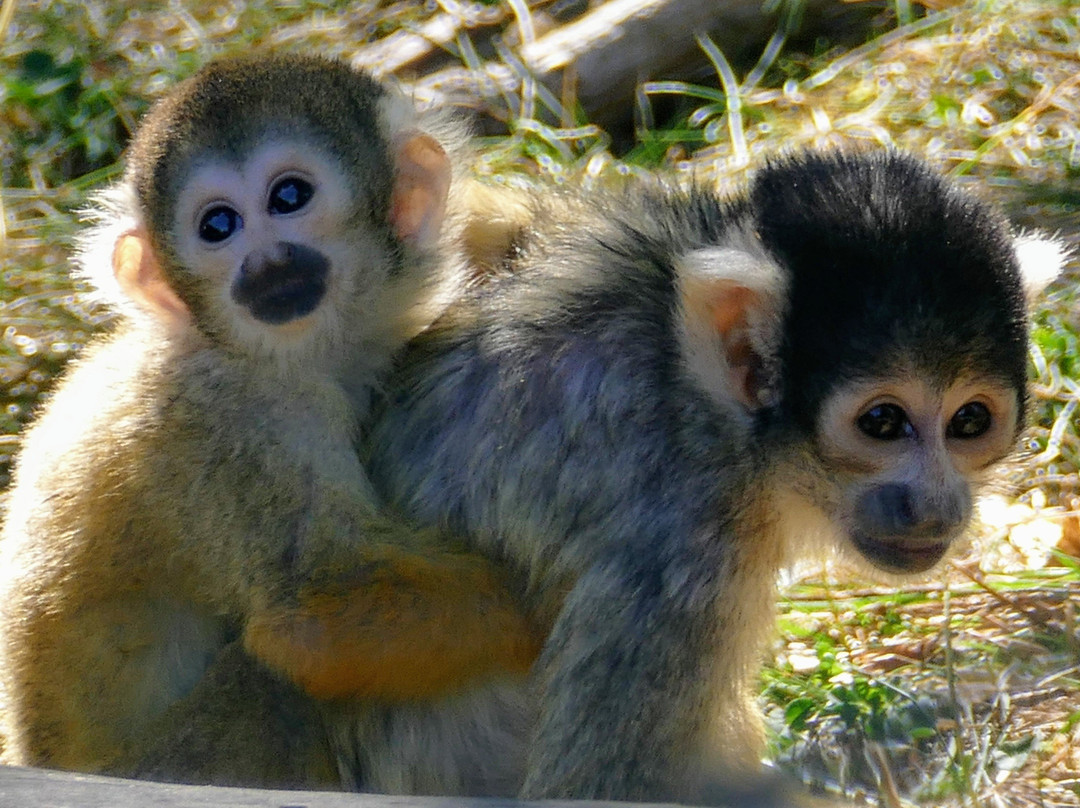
[232,241,329,325]
[857,482,966,539]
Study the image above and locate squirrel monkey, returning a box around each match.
[0,53,539,787]
[361,151,1067,802]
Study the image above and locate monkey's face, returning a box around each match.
[170,140,386,357]
[808,373,1020,574]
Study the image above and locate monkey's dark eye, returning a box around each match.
[857,403,912,440]
[947,401,992,439]
[199,206,241,243]
[268,177,314,215]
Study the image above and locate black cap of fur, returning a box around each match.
[751,151,1029,435]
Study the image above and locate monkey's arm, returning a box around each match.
[156,365,539,705]
[243,539,540,701]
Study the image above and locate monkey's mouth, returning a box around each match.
[851,532,949,574]
[232,243,330,326]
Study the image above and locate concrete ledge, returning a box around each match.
[0,764,830,807]
[0,765,544,808]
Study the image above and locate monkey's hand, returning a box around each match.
[243,550,540,702]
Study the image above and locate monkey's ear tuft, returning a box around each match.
[1012,232,1070,305]
[675,245,786,411]
[390,133,451,248]
[113,231,191,328]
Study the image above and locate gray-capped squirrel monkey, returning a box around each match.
[363,151,1067,802]
[0,53,539,785]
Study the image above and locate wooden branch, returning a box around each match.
[351,0,542,78]
[354,15,469,76]
[406,0,877,133]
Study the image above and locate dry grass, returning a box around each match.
[767,564,1080,806]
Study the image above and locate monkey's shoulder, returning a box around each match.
[14,325,355,492]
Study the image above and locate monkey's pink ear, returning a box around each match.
[676,246,785,411]
[113,232,191,327]
[390,133,451,248]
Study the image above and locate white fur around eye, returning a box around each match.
[816,376,1019,476]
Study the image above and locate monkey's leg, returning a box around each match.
[128,642,338,789]
[0,597,227,773]
[244,547,541,702]
[327,677,534,796]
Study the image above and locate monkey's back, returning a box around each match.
[2,329,186,592]
[369,184,759,592]
[367,182,789,800]
[0,327,218,768]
